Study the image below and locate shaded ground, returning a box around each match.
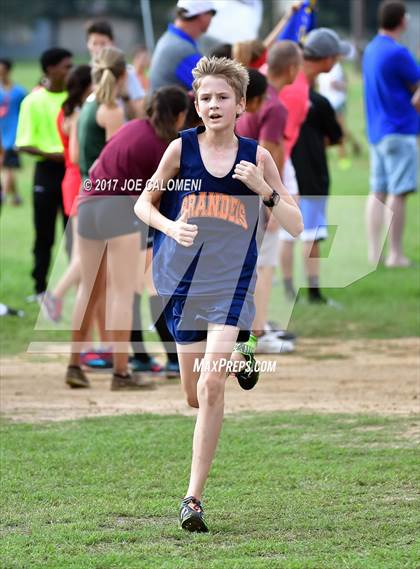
[1,339,419,423]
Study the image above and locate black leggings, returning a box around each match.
[32,161,70,294]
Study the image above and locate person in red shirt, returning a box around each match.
[42,65,92,323]
[279,28,350,304]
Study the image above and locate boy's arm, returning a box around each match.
[233,146,303,238]
[69,112,80,164]
[134,139,198,247]
[263,1,303,49]
[411,84,420,112]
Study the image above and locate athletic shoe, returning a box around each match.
[41,291,63,323]
[65,365,90,388]
[129,356,163,374]
[233,334,260,390]
[81,349,113,371]
[179,496,209,533]
[165,361,180,379]
[0,303,24,317]
[111,372,157,391]
[26,293,44,304]
[266,322,297,342]
[308,295,343,310]
[255,333,294,354]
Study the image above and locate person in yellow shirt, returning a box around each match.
[16,48,73,299]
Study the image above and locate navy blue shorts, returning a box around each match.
[3,148,20,169]
[163,295,254,345]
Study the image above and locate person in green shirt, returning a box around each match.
[15,48,73,298]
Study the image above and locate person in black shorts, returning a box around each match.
[0,58,27,206]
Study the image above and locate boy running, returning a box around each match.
[135,57,302,532]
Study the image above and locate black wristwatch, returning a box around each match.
[263,190,280,208]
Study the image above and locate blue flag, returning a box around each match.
[278,0,317,43]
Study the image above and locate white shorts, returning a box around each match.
[257,228,280,267]
[282,158,299,196]
[279,196,329,243]
[279,158,299,241]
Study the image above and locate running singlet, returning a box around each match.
[77,95,106,179]
[153,126,261,301]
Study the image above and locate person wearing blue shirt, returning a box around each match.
[0,59,27,205]
[363,0,420,268]
[149,0,216,92]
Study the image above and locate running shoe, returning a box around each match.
[179,496,209,533]
[81,349,113,371]
[255,333,295,354]
[65,365,90,388]
[129,356,163,374]
[233,334,260,390]
[165,361,180,379]
[41,291,63,323]
[266,322,297,342]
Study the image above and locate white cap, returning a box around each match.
[177,0,217,18]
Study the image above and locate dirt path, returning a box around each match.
[1,339,419,423]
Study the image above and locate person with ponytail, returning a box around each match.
[66,85,189,390]
[77,46,126,179]
[41,65,92,322]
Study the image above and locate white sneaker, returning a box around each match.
[255,333,295,354]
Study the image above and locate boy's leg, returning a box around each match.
[366,192,387,265]
[177,341,206,408]
[32,168,59,294]
[185,324,239,501]
[2,168,19,202]
[385,194,409,266]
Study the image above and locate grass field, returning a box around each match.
[2,412,419,569]
[1,62,419,569]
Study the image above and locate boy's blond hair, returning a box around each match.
[192,57,249,102]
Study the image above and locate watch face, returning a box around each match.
[264,191,279,207]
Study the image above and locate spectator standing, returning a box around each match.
[15,48,73,299]
[236,42,302,351]
[149,0,216,92]
[279,29,350,303]
[363,0,419,267]
[0,59,27,205]
[41,65,92,323]
[318,61,362,170]
[86,20,145,118]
